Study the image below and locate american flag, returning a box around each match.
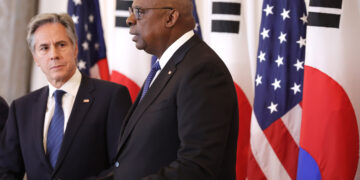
[68,0,109,80]
[192,0,202,38]
[249,0,307,179]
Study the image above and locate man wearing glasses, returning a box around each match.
[109,0,238,179]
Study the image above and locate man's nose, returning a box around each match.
[126,13,136,27]
[49,47,59,60]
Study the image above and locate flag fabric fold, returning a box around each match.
[248,0,307,179]
[195,1,255,179]
[297,0,360,179]
[68,0,110,80]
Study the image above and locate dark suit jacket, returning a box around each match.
[0,75,132,180]
[0,97,8,131]
[113,35,238,180]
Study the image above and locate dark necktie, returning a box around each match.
[47,90,66,168]
[140,61,161,100]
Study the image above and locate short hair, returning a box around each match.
[27,13,78,53]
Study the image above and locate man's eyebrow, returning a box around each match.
[55,40,68,44]
[38,43,49,47]
[133,5,142,9]
[37,40,69,47]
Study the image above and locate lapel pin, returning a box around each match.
[83,99,90,103]
[168,71,172,75]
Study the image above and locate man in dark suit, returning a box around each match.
[110,0,238,179]
[0,13,132,180]
[0,97,8,131]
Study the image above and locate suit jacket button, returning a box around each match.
[115,161,119,168]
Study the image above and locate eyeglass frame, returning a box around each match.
[128,6,174,20]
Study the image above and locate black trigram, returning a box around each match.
[211,2,241,34]
[308,0,343,28]
[115,0,132,28]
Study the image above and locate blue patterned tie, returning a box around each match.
[47,90,66,168]
[140,61,161,100]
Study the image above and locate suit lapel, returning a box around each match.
[115,87,142,153]
[118,65,176,149]
[119,90,141,138]
[32,87,52,169]
[117,35,201,153]
[53,76,95,172]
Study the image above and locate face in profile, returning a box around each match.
[127,0,170,55]
[32,23,78,87]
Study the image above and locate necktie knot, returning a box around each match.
[140,61,161,100]
[53,90,66,105]
[151,61,161,72]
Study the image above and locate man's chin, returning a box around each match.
[135,43,145,50]
[48,72,72,85]
[50,75,65,82]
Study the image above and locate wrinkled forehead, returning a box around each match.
[132,0,166,7]
[33,23,72,45]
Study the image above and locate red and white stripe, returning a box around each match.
[249,105,302,180]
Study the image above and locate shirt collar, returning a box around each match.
[158,30,195,69]
[48,69,82,98]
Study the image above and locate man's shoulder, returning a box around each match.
[86,77,127,89]
[82,77,131,105]
[182,38,224,67]
[189,38,218,57]
[12,86,48,107]
[82,77,129,96]
[178,37,234,82]
[20,86,47,99]
[0,96,7,107]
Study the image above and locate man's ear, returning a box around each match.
[74,43,78,58]
[32,54,40,67]
[165,9,179,28]
[31,50,40,67]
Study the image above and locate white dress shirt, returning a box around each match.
[150,30,195,87]
[43,69,82,151]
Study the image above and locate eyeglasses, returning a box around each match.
[128,6,174,20]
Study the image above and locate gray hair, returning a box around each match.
[27,13,78,53]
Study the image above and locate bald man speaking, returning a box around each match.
[110,0,238,179]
